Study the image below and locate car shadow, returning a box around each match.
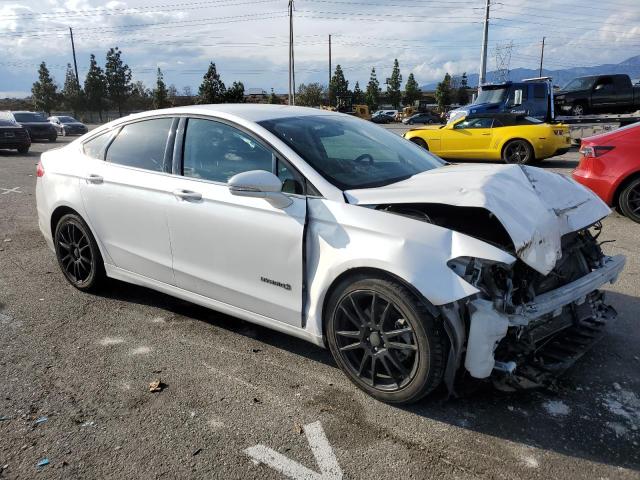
[97,279,639,471]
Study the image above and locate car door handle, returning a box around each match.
[85,174,103,184]
[173,189,202,201]
[481,133,491,136]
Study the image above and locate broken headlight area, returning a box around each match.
[445,226,624,392]
[448,228,606,314]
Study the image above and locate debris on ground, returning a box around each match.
[543,400,571,417]
[192,448,202,456]
[3,239,11,243]
[34,416,48,426]
[149,379,166,393]
[36,459,49,468]
[252,397,261,404]
[0,416,10,421]
[81,421,96,427]
[294,422,304,435]
[251,348,261,353]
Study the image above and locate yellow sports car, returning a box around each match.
[403,114,571,164]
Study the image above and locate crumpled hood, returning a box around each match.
[345,164,611,275]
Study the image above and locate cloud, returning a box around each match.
[0,0,638,97]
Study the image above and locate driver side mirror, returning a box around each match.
[228,170,293,209]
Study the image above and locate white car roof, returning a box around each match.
[125,104,338,123]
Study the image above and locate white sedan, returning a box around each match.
[36,105,625,404]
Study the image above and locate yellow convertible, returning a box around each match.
[403,114,571,164]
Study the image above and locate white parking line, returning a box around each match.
[0,187,22,195]
[244,421,343,480]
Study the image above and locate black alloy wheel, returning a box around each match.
[619,177,640,224]
[410,138,429,150]
[54,214,104,291]
[502,139,534,164]
[326,277,445,404]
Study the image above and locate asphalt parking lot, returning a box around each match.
[0,131,639,479]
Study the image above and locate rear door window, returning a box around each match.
[106,118,173,172]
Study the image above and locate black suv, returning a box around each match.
[0,111,57,142]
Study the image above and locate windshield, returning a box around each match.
[259,115,445,190]
[475,87,508,104]
[13,112,46,122]
[58,116,78,123]
[0,120,17,126]
[562,77,596,91]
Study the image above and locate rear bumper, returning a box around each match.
[572,168,616,205]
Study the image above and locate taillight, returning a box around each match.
[579,145,614,158]
[36,161,44,177]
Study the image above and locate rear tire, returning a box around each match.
[17,146,29,154]
[502,139,535,164]
[54,214,105,292]
[410,138,429,150]
[619,177,640,224]
[48,135,57,142]
[326,275,446,404]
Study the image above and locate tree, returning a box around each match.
[435,72,453,112]
[105,47,132,116]
[456,72,470,105]
[182,86,193,97]
[387,59,402,108]
[224,81,245,103]
[269,88,280,104]
[84,54,107,120]
[198,62,226,104]
[61,63,83,116]
[404,73,421,106]
[296,82,325,107]
[167,84,178,106]
[352,81,364,104]
[128,81,152,110]
[329,64,349,107]
[31,62,59,115]
[153,67,169,109]
[365,67,381,111]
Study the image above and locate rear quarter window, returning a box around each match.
[83,130,116,160]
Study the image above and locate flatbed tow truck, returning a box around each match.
[448,77,640,144]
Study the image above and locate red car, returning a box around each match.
[573,122,640,223]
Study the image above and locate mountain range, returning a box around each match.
[421,55,640,90]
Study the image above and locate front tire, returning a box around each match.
[54,214,105,291]
[326,276,446,404]
[571,103,586,116]
[17,146,29,154]
[502,139,534,164]
[619,177,640,224]
[410,138,429,150]
[48,135,57,142]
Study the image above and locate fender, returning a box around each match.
[303,198,515,339]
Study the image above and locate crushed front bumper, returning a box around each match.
[440,255,626,394]
[508,255,625,326]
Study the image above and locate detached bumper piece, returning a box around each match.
[493,291,617,392]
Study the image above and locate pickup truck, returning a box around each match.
[554,74,640,116]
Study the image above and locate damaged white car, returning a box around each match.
[36,105,625,404]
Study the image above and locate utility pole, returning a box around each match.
[328,34,332,106]
[288,0,295,105]
[539,36,546,77]
[479,0,490,90]
[69,27,80,88]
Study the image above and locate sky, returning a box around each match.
[0,0,639,98]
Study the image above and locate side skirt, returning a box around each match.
[104,264,325,348]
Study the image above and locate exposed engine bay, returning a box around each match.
[376,203,625,393]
